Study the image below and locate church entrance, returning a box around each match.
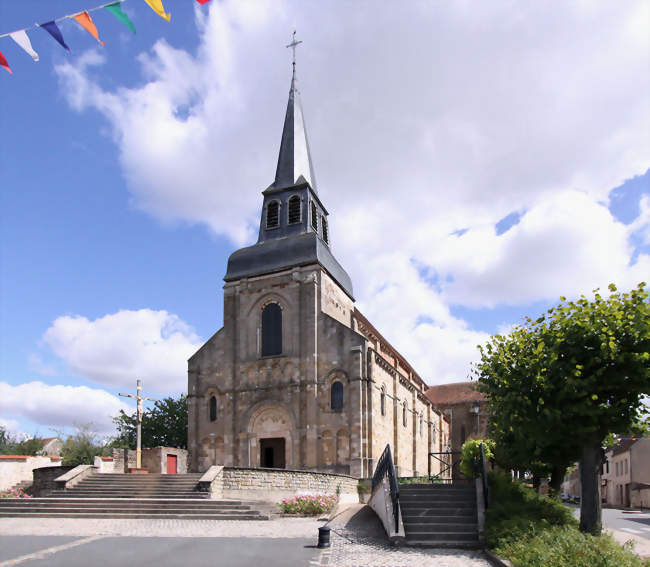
[260,438,285,469]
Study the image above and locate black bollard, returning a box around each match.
[317,525,331,548]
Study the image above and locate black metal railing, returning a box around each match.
[429,451,462,483]
[479,442,489,510]
[372,444,400,533]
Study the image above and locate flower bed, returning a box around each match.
[0,487,32,499]
[279,493,338,515]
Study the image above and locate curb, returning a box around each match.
[484,548,513,567]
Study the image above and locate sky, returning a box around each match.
[0,1,648,440]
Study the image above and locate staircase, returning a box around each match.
[399,483,479,547]
[0,472,269,520]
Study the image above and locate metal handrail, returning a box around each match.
[480,442,489,510]
[372,444,400,533]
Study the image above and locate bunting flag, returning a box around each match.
[104,2,136,34]
[10,30,39,61]
[143,0,171,22]
[40,21,70,52]
[73,11,105,46]
[0,50,12,74]
[196,0,212,4]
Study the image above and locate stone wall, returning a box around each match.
[32,465,75,496]
[220,466,358,503]
[141,447,188,474]
[0,455,62,491]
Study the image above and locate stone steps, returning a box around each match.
[0,496,269,520]
[399,483,479,548]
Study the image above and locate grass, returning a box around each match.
[486,472,649,567]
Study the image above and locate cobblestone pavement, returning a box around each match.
[317,505,493,567]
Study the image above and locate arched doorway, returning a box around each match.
[248,405,293,469]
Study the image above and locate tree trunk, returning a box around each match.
[550,464,566,497]
[579,442,602,535]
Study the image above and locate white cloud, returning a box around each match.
[0,382,131,435]
[42,309,201,395]
[53,1,650,383]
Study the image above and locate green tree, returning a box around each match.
[0,427,47,456]
[112,395,188,450]
[474,283,650,535]
[59,424,107,466]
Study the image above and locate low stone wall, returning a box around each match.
[93,456,115,473]
[631,487,650,509]
[0,455,62,491]
[220,467,358,503]
[142,447,188,474]
[32,465,75,496]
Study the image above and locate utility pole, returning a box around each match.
[119,379,157,470]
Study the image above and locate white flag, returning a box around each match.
[10,30,39,61]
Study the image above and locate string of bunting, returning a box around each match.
[0,0,212,75]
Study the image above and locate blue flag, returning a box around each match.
[40,21,70,52]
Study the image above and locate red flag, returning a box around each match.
[196,0,211,4]
[0,50,12,74]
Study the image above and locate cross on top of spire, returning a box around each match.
[286,30,302,81]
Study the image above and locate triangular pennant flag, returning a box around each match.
[40,21,70,52]
[73,11,105,46]
[143,0,171,22]
[104,2,136,34]
[0,50,12,74]
[196,0,212,4]
[10,30,40,61]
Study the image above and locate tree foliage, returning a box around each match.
[59,424,108,466]
[112,395,188,450]
[0,427,49,456]
[474,283,650,535]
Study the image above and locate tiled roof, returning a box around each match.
[611,437,642,456]
[425,382,486,406]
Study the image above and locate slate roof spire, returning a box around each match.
[271,32,317,192]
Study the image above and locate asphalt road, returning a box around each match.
[0,536,320,567]
[602,508,650,541]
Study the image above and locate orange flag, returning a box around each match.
[73,11,105,46]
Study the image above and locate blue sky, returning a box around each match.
[1,1,648,439]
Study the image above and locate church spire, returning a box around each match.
[272,32,317,192]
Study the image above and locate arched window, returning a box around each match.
[261,303,282,356]
[419,414,423,438]
[331,381,344,411]
[266,201,279,228]
[321,215,329,244]
[310,201,318,230]
[403,402,408,427]
[380,387,386,416]
[288,195,301,224]
[209,396,217,422]
[460,425,467,446]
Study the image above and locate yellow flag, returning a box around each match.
[143,0,171,22]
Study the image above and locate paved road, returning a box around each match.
[0,510,493,567]
[602,508,650,541]
[0,536,319,567]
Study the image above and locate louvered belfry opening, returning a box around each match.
[266,201,279,228]
[261,303,282,356]
[288,195,301,224]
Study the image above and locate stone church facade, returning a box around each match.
[187,69,449,479]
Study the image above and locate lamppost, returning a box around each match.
[470,401,480,436]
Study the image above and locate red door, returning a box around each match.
[166,454,177,474]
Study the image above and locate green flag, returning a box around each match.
[104,2,136,34]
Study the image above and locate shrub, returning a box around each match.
[0,487,32,499]
[485,471,575,548]
[460,438,495,478]
[495,524,648,567]
[486,472,649,567]
[279,494,338,515]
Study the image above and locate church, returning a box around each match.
[187,59,450,479]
